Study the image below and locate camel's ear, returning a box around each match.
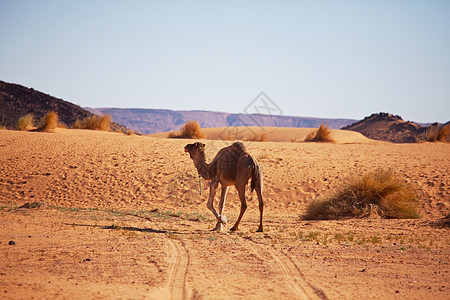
[194,142,205,149]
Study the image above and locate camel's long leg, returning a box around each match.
[206,180,220,219]
[230,184,247,232]
[207,180,223,231]
[218,185,229,223]
[255,184,264,232]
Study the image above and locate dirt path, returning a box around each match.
[243,238,324,299]
[165,238,190,299]
[1,206,448,299]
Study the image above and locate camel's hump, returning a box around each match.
[231,141,247,152]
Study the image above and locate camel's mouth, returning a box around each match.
[184,146,193,159]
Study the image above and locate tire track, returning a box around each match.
[150,218,190,300]
[243,237,328,300]
[165,238,190,300]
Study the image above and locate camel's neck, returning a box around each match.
[193,155,210,180]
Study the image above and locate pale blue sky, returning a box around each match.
[1,0,449,123]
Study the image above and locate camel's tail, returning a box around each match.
[250,157,263,193]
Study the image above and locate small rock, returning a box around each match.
[8,241,15,245]
[360,268,366,272]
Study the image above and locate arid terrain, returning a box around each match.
[1,128,449,299]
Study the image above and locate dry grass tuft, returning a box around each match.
[303,169,419,220]
[39,111,58,132]
[169,120,205,139]
[245,132,268,142]
[73,115,112,131]
[425,124,450,142]
[17,113,35,130]
[304,124,335,143]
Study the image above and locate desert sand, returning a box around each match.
[150,126,373,144]
[0,128,449,299]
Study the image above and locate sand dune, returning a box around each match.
[0,129,449,299]
[151,126,374,144]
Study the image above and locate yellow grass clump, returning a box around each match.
[39,111,58,132]
[425,124,450,142]
[220,129,267,142]
[17,113,35,130]
[304,124,335,143]
[246,132,268,142]
[169,120,205,139]
[303,169,419,220]
[73,115,112,131]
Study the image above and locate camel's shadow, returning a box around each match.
[63,222,168,234]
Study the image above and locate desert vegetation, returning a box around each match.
[17,113,35,130]
[221,131,268,142]
[424,124,450,142]
[303,169,419,220]
[38,111,58,132]
[244,132,268,142]
[304,124,335,143]
[73,115,112,131]
[168,120,206,139]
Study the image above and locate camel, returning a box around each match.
[184,142,264,232]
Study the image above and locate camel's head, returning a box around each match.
[184,142,206,161]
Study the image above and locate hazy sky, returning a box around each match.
[1,1,449,123]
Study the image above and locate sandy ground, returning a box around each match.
[0,129,449,299]
[150,126,372,144]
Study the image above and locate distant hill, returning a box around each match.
[86,107,357,134]
[342,113,449,143]
[0,80,132,132]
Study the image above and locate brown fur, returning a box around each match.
[185,142,264,232]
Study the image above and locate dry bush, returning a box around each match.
[221,131,244,141]
[167,130,178,138]
[304,124,335,143]
[425,124,450,142]
[303,169,419,220]
[17,113,35,130]
[39,111,58,132]
[221,131,236,141]
[73,115,112,131]
[169,120,205,139]
[246,132,268,142]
